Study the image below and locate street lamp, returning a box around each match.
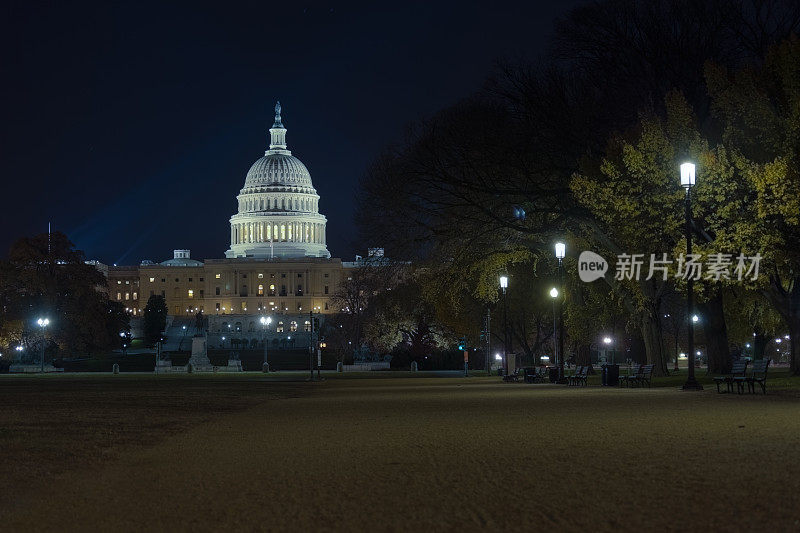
[260,316,272,372]
[603,336,614,365]
[549,288,558,368]
[499,275,509,376]
[37,317,49,373]
[554,242,566,383]
[680,162,702,390]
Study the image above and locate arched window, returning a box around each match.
[277,321,284,333]
[258,284,264,296]
[304,320,311,332]
[248,321,255,332]
[290,321,298,332]
[235,321,242,332]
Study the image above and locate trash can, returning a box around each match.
[548,366,559,383]
[602,364,619,386]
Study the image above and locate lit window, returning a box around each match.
[117,281,121,285]
[277,321,284,333]
[125,280,130,284]
[149,277,155,283]
[258,284,264,296]
[133,292,138,300]
[188,290,194,299]
[125,292,130,300]
[117,292,122,300]
[216,303,220,311]
[290,321,298,332]
[258,273,264,279]
[241,302,247,310]
[215,273,221,279]
[304,320,311,332]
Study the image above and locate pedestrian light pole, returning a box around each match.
[37,317,49,373]
[549,288,559,369]
[680,162,703,391]
[260,315,272,372]
[499,275,509,376]
[555,242,566,383]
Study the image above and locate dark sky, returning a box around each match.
[1,1,583,265]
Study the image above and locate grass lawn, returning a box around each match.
[1,372,799,531]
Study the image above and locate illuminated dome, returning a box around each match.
[225,102,330,259]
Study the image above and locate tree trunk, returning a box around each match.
[575,343,591,366]
[697,290,730,374]
[640,314,668,375]
[764,274,800,375]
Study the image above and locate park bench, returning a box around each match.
[502,369,521,383]
[567,366,582,386]
[523,367,546,383]
[568,365,589,386]
[712,360,748,393]
[532,367,549,383]
[734,359,771,394]
[629,364,654,387]
[619,364,642,387]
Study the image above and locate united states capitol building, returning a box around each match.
[105,103,376,349]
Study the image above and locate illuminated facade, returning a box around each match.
[105,103,352,321]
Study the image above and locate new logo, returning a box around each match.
[578,251,608,282]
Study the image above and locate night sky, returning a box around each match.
[1,1,583,265]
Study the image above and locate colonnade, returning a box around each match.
[231,220,325,245]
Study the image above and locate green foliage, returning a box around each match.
[0,231,129,357]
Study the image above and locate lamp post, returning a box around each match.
[260,316,272,372]
[555,242,566,383]
[549,288,558,369]
[499,275,509,376]
[37,318,49,373]
[681,162,703,390]
[603,336,614,365]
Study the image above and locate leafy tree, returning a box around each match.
[0,231,129,357]
[142,295,167,346]
[704,36,800,372]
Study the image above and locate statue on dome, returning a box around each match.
[273,101,282,127]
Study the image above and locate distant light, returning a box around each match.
[16,345,24,351]
[541,356,550,361]
[603,336,612,344]
[745,343,750,348]
[499,276,508,289]
[222,336,225,340]
[37,317,50,327]
[555,242,566,259]
[495,353,502,360]
[182,325,186,330]
[692,315,699,323]
[550,287,559,298]
[784,335,790,340]
[696,351,701,356]
[679,353,686,358]
[775,338,782,344]
[119,332,126,337]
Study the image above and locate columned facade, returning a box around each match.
[225,102,330,259]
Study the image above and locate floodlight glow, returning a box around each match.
[550,287,559,298]
[499,276,508,289]
[603,336,612,344]
[495,353,502,360]
[745,343,750,348]
[692,315,699,322]
[680,162,696,188]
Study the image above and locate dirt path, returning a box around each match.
[4,378,800,532]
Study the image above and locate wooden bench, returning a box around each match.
[712,360,748,393]
[734,359,770,394]
[619,364,642,387]
[502,369,521,383]
[522,367,538,384]
[569,365,589,386]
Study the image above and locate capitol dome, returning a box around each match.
[225,102,330,259]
